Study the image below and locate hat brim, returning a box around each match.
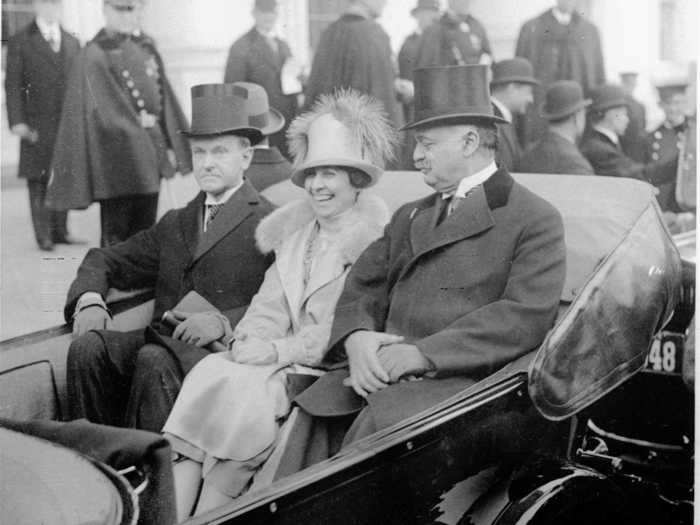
[290,158,383,188]
[540,98,592,120]
[401,111,508,131]
[490,76,540,87]
[181,126,264,145]
[589,98,628,113]
[260,107,286,136]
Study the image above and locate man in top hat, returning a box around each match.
[414,0,491,69]
[644,78,692,214]
[580,84,678,187]
[519,80,593,175]
[47,0,192,247]
[64,83,275,432]
[490,58,538,171]
[619,71,647,162]
[515,0,605,145]
[4,0,81,251]
[294,65,566,450]
[224,0,298,159]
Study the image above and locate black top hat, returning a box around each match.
[490,58,539,87]
[182,83,265,144]
[402,65,507,130]
[540,80,591,120]
[411,0,440,15]
[589,84,628,113]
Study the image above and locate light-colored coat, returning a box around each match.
[163,193,389,462]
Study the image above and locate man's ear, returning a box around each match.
[461,128,480,158]
[241,145,254,169]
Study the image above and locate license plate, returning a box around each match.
[644,332,684,374]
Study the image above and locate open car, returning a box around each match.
[0,172,694,525]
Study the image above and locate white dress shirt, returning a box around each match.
[443,160,499,201]
[593,125,620,147]
[491,97,513,123]
[36,17,61,51]
[551,7,573,25]
[203,180,244,231]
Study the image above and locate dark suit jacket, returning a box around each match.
[518,130,594,175]
[224,28,297,156]
[64,181,274,327]
[296,169,566,432]
[4,21,80,181]
[245,146,292,192]
[493,103,521,172]
[620,95,647,163]
[580,129,677,185]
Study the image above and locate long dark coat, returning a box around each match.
[414,12,491,68]
[515,9,605,145]
[304,13,402,129]
[64,181,273,328]
[620,94,647,163]
[47,30,192,211]
[224,28,298,157]
[518,130,594,175]
[493,103,521,172]
[295,169,566,439]
[4,21,80,182]
[644,119,692,212]
[580,130,677,186]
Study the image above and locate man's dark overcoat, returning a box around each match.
[295,169,566,439]
[518,130,594,175]
[224,28,298,157]
[4,21,80,182]
[245,146,292,192]
[515,9,605,145]
[620,94,647,163]
[47,30,192,211]
[580,129,677,185]
[493,104,521,172]
[303,14,402,129]
[414,12,491,68]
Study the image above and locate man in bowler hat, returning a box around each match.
[64,83,275,432]
[4,0,81,251]
[490,58,538,171]
[519,80,594,175]
[581,84,678,187]
[293,65,566,451]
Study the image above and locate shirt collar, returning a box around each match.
[443,161,498,199]
[36,17,60,38]
[491,97,512,123]
[551,7,572,25]
[593,125,620,146]
[204,180,243,206]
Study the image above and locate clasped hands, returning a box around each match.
[342,330,431,398]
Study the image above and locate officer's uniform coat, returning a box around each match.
[414,12,491,67]
[644,119,691,212]
[518,130,594,175]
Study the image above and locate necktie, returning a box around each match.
[205,204,223,230]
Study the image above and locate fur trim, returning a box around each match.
[255,192,390,264]
[287,89,399,171]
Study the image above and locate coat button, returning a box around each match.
[122,70,130,78]
[126,80,135,88]
[132,89,140,97]
[652,152,659,160]
[137,99,145,108]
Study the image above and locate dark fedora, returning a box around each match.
[182,83,265,144]
[588,84,628,113]
[411,0,440,15]
[233,81,285,136]
[402,65,507,130]
[540,80,591,120]
[490,58,539,88]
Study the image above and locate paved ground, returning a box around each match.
[0,166,200,340]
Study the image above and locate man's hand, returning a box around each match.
[11,123,38,143]
[231,336,278,365]
[342,330,404,397]
[171,311,224,347]
[377,343,431,383]
[72,306,112,338]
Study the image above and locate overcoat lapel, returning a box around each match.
[192,182,259,263]
[178,192,205,260]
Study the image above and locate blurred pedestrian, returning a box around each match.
[515,0,605,146]
[4,0,81,251]
[619,71,647,162]
[519,80,593,175]
[580,84,677,187]
[490,58,538,171]
[414,0,491,68]
[224,0,299,159]
[47,0,192,247]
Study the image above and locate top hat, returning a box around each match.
[182,83,265,144]
[232,82,285,136]
[411,0,440,15]
[588,84,628,113]
[402,65,507,130]
[490,58,539,87]
[540,80,591,120]
[287,90,397,188]
[254,0,277,12]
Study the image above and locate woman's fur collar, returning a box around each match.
[255,192,390,264]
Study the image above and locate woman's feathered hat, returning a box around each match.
[287,89,399,188]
